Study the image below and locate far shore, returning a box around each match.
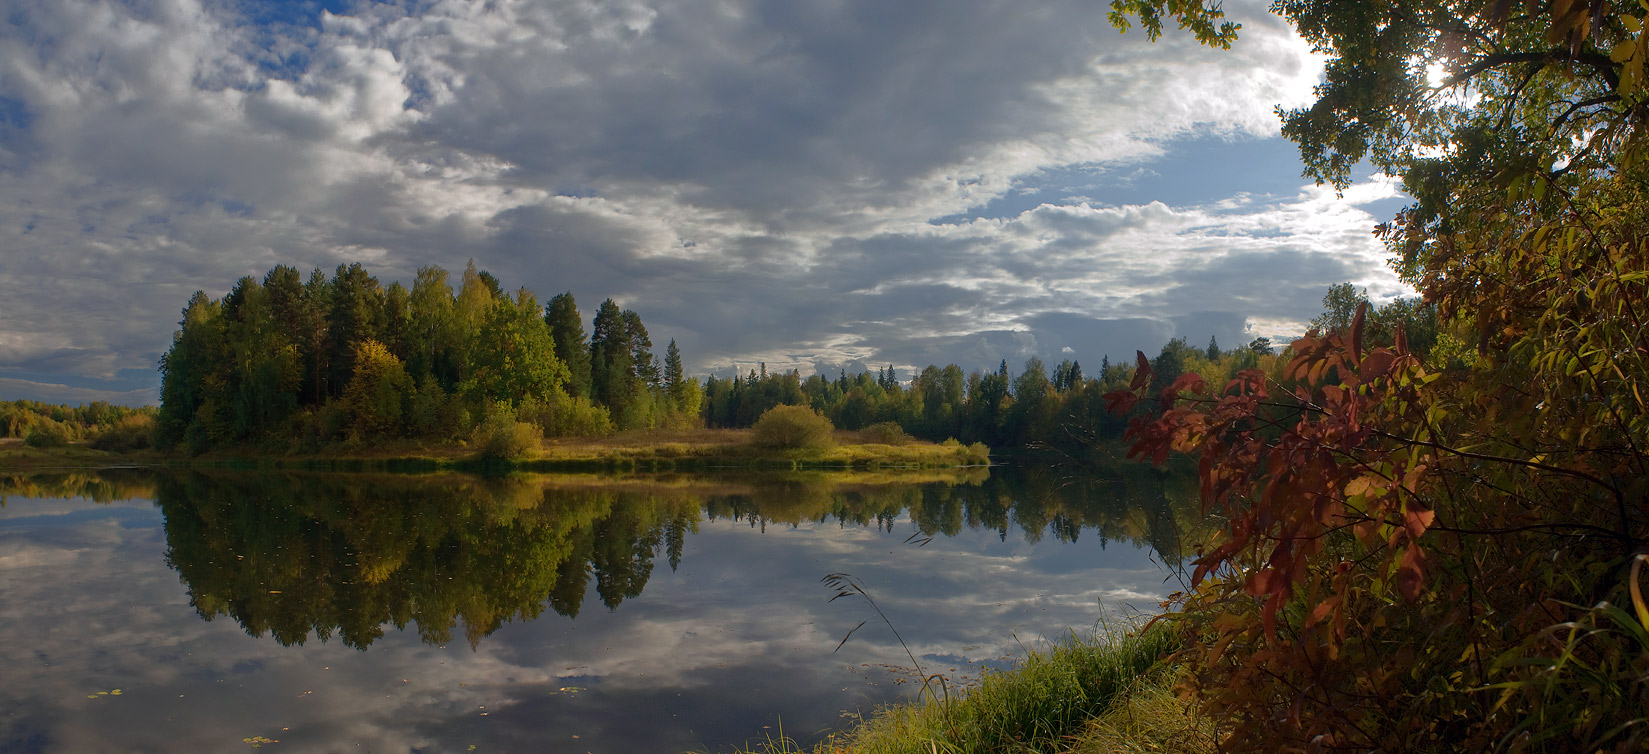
[0,427,991,473]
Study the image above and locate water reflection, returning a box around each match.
[157,472,701,649]
[0,464,1198,753]
[142,466,1195,653]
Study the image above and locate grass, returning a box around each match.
[532,428,990,469]
[0,428,990,472]
[1065,678,1214,754]
[733,622,1195,754]
[0,438,170,470]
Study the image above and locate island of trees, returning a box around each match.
[147,261,699,455]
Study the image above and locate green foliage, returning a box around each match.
[1,399,155,447]
[461,288,568,406]
[751,404,835,450]
[470,404,541,461]
[155,263,689,453]
[858,421,912,445]
[24,420,71,448]
[546,293,592,398]
[516,390,613,438]
[342,339,412,438]
[89,414,156,452]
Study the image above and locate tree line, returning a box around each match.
[154,261,699,453]
[1,399,157,451]
[16,275,1431,457]
[702,284,1438,452]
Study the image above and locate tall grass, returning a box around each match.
[738,622,1180,754]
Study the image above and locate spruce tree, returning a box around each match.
[664,339,685,394]
[624,310,658,387]
[546,293,592,398]
[589,299,632,415]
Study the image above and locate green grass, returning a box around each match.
[735,623,1186,754]
[0,428,990,472]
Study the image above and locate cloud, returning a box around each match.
[1,485,1171,751]
[0,0,1404,404]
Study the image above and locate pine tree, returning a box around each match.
[663,339,685,396]
[546,293,592,398]
[624,310,658,387]
[588,299,632,415]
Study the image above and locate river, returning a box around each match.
[0,464,1195,753]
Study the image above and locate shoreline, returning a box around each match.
[0,428,991,473]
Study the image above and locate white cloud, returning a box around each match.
[0,0,1401,403]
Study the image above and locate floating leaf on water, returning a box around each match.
[109,689,122,695]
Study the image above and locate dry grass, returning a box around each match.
[1066,676,1214,754]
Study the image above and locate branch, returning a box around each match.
[1443,49,1620,91]
[1548,93,1622,135]
[1369,429,1617,493]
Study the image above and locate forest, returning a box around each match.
[699,281,1440,452]
[149,260,699,455]
[6,273,1427,462]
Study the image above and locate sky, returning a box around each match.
[0,0,1413,406]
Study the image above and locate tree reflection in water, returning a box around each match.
[2,463,1199,651]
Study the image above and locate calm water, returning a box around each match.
[0,465,1196,754]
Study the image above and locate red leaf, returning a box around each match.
[1249,567,1288,596]
[1262,592,1283,638]
[1161,372,1205,402]
[1402,508,1435,539]
[1350,301,1368,366]
[1397,544,1427,601]
[1360,350,1395,379]
[1102,390,1138,415]
[1129,350,1151,390]
[1305,596,1339,628]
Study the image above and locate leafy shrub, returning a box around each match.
[24,420,71,448]
[470,405,541,461]
[857,421,912,445]
[750,404,834,450]
[517,390,613,438]
[89,414,155,452]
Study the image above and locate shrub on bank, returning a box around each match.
[24,420,71,448]
[90,414,155,452]
[751,404,834,450]
[857,421,913,445]
[471,405,541,461]
[517,391,613,438]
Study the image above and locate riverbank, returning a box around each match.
[0,428,990,472]
[732,623,1208,754]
